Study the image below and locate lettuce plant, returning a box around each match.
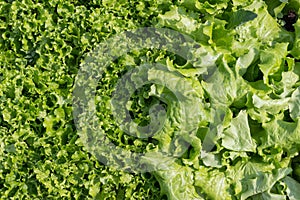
[1,0,300,199]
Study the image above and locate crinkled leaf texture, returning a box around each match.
[1,0,300,199]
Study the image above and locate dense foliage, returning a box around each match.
[1,0,300,199]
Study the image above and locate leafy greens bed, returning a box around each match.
[1,0,300,199]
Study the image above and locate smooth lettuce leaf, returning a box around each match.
[289,87,300,120]
[222,110,257,152]
[283,176,300,200]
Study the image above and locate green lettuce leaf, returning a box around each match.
[222,110,257,152]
